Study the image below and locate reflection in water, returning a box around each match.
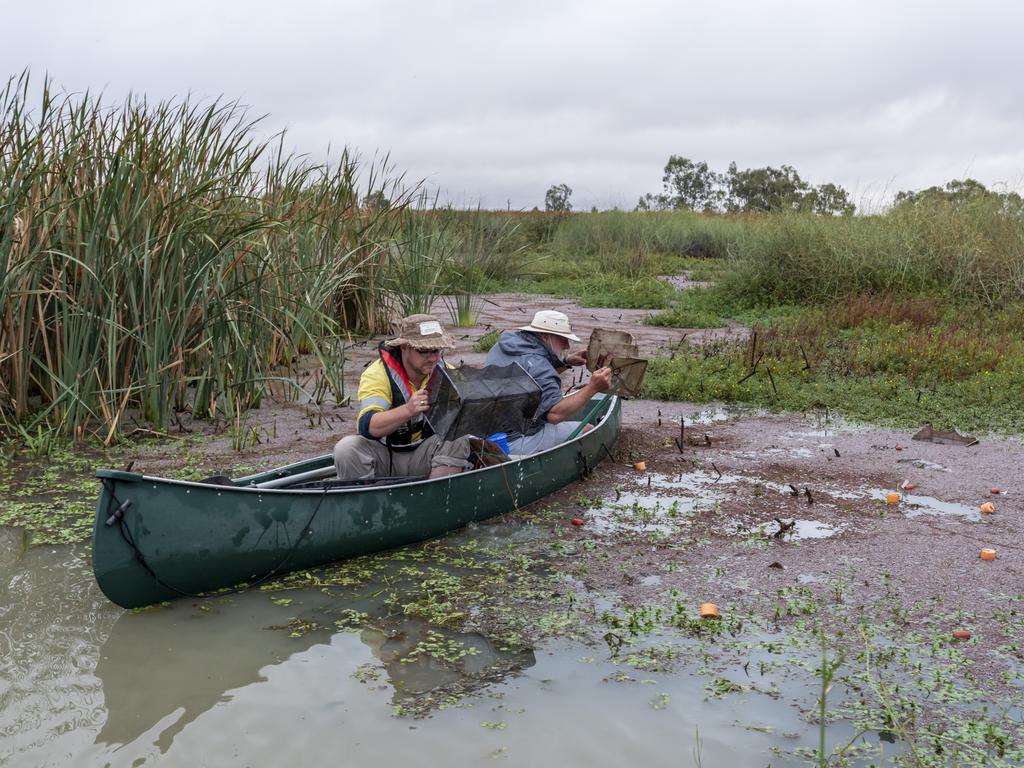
[0,524,830,767]
[359,620,535,706]
[94,586,535,753]
[93,592,333,752]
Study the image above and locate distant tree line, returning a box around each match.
[892,178,1024,216]
[546,164,1021,218]
[636,156,856,216]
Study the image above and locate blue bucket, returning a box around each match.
[485,432,510,455]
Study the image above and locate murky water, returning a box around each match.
[0,527,873,768]
[3,448,1003,766]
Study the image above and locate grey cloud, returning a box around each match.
[4,0,1023,210]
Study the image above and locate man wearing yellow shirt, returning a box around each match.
[333,314,472,481]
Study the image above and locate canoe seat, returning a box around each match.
[198,474,236,486]
[289,475,425,490]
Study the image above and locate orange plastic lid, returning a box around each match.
[980,502,995,514]
[699,602,719,618]
[980,548,997,561]
[634,461,647,472]
[886,492,901,504]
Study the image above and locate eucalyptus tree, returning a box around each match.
[544,183,573,212]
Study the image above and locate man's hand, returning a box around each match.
[545,365,614,424]
[589,366,612,392]
[563,349,588,367]
[405,387,430,419]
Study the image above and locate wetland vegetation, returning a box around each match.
[3,72,1023,445]
[3,78,1024,766]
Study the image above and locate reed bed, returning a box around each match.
[716,202,1024,306]
[552,210,743,264]
[0,74,405,441]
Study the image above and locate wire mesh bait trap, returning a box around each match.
[426,363,542,441]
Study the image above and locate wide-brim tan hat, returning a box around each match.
[384,313,456,350]
[518,309,580,342]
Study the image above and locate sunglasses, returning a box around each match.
[413,347,442,355]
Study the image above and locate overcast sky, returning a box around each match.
[5,0,1023,211]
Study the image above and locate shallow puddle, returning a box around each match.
[583,471,735,536]
[757,518,845,540]
[867,489,981,521]
[895,457,951,472]
[685,406,733,425]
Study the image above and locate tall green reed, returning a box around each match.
[385,195,457,317]
[552,210,741,263]
[0,72,404,442]
[443,208,529,326]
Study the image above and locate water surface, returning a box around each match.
[0,530,845,767]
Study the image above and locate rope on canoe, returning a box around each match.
[101,479,330,602]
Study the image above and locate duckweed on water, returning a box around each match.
[0,435,277,546]
[591,573,1024,767]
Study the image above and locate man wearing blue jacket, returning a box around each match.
[485,310,612,454]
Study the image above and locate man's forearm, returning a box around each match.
[367,404,414,438]
[545,383,599,424]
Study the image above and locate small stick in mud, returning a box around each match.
[737,351,764,385]
[834,448,841,457]
[765,365,778,395]
[711,462,723,481]
[658,408,662,427]
[800,343,811,372]
[675,417,685,453]
[772,518,796,539]
[804,487,814,504]
[788,484,799,496]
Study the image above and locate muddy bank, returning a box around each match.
[554,403,1021,615]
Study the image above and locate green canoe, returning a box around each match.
[92,394,621,608]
